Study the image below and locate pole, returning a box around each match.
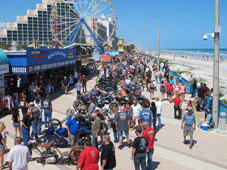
[212,0,219,128]
[158,24,160,71]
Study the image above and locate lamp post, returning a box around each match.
[204,0,221,128]
[154,21,160,71]
[213,0,220,128]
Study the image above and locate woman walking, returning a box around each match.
[149,81,155,100]
[12,107,22,138]
[160,81,166,101]
[180,82,186,102]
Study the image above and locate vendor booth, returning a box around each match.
[100,53,112,63]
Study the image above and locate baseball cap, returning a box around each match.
[188,107,193,111]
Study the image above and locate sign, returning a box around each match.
[0,50,9,74]
[12,67,27,74]
[27,49,77,66]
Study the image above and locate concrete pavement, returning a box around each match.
[1,73,227,170]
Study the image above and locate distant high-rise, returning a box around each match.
[0,0,75,47]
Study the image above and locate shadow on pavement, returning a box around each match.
[153,161,160,169]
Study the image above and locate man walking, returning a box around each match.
[7,137,31,170]
[131,100,142,129]
[132,128,148,170]
[181,107,196,149]
[75,81,82,96]
[65,112,80,145]
[139,101,153,129]
[155,97,163,129]
[82,75,87,93]
[77,139,99,170]
[42,95,52,128]
[29,102,40,140]
[21,111,32,146]
[115,106,131,149]
[142,122,155,170]
[101,135,116,170]
[172,94,182,119]
[62,76,69,94]
[91,113,101,148]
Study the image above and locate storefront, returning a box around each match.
[5,48,77,97]
[0,50,9,95]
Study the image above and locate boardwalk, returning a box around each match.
[1,68,227,170]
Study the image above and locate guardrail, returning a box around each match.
[169,70,227,123]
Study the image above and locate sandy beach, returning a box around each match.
[159,53,227,99]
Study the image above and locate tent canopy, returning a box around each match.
[100,53,112,59]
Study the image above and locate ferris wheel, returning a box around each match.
[50,0,117,53]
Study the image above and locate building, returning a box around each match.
[0,0,75,47]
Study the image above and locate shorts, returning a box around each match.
[160,89,165,93]
[0,145,4,151]
[183,125,193,136]
[133,115,138,120]
[13,122,20,127]
[149,88,155,92]
[118,130,129,137]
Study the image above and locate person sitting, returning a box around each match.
[197,111,214,129]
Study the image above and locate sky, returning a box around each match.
[0,0,226,50]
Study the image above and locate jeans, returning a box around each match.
[92,134,98,148]
[30,119,38,140]
[147,149,154,170]
[44,109,52,128]
[157,114,161,128]
[200,98,205,109]
[153,117,157,132]
[83,84,87,93]
[134,153,146,170]
[174,105,182,119]
[188,83,192,93]
[37,118,42,135]
[22,126,30,146]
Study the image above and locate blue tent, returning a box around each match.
[0,49,9,74]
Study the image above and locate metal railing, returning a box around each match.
[169,70,227,123]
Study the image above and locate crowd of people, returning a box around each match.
[0,52,216,170]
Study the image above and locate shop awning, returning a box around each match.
[0,49,9,74]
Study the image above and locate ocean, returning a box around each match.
[160,49,227,59]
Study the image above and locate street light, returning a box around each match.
[203,0,221,128]
[154,21,160,71]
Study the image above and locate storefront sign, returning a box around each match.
[27,49,76,66]
[12,67,27,74]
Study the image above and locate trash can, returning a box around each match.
[219,112,226,131]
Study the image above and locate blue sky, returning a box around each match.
[0,0,226,49]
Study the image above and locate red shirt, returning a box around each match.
[169,86,174,93]
[166,82,171,91]
[173,97,182,106]
[188,103,192,107]
[77,147,99,170]
[142,128,155,149]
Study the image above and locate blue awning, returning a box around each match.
[0,49,9,74]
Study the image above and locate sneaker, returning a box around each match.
[183,140,187,144]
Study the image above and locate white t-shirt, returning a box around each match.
[131,104,142,117]
[34,103,42,118]
[7,144,31,170]
[125,79,131,86]
[155,101,163,114]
